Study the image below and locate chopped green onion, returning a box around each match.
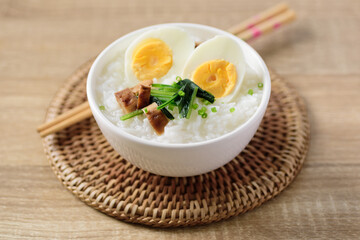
[178,90,185,96]
[202,99,211,105]
[99,105,105,110]
[186,87,198,119]
[120,109,144,121]
[144,108,148,113]
[192,103,199,110]
[258,83,263,88]
[176,76,182,81]
[248,89,254,95]
[198,106,207,115]
[230,107,235,113]
[201,113,208,118]
[211,107,217,113]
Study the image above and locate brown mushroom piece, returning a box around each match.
[114,88,137,113]
[145,103,169,135]
[131,79,153,94]
[137,85,151,109]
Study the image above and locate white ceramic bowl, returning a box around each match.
[87,23,271,177]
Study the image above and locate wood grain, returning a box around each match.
[0,0,359,239]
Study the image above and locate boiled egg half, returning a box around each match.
[182,36,246,102]
[125,27,195,83]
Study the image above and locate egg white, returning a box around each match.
[182,35,246,102]
[124,27,195,84]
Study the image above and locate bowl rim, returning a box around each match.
[87,22,271,149]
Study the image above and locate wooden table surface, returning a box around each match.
[1,0,359,239]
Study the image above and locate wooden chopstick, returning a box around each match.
[237,9,296,42]
[38,4,296,137]
[227,2,289,35]
[39,106,92,137]
[37,101,90,132]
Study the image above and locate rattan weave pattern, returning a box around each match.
[42,59,310,227]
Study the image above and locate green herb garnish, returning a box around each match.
[248,89,254,95]
[151,83,180,100]
[155,79,215,119]
[120,77,215,121]
[152,83,180,89]
[258,83,263,88]
[157,88,182,110]
[177,79,215,103]
[150,89,176,97]
[230,107,235,113]
[172,82,180,88]
[186,87,198,119]
[202,113,208,118]
[211,107,217,113]
[120,109,144,121]
[99,105,105,110]
[176,83,192,117]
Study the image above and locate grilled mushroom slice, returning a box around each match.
[114,88,137,113]
[137,85,151,109]
[145,102,169,135]
[131,79,153,94]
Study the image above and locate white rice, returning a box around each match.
[96,51,263,144]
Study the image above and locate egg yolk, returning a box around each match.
[192,59,237,98]
[132,38,173,81]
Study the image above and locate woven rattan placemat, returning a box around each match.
[42,59,310,227]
